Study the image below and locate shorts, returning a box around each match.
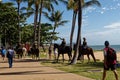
[104,64,116,70]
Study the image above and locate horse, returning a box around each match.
[15,43,23,59]
[15,48,23,59]
[54,43,72,62]
[74,44,96,63]
[28,46,39,60]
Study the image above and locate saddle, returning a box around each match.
[60,45,65,51]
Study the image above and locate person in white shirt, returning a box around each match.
[7,47,14,68]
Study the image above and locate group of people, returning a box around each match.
[0,46,14,68]
[57,37,119,80]
[0,42,30,68]
[0,38,119,80]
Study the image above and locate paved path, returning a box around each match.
[0,58,94,80]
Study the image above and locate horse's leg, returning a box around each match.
[77,53,81,60]
[62,53,64,62]
[57,53,60,62]
[17,53,19,59]
[36,53,38,60]
[87,54,90,63]
[90,50,96,62]
[36,51,39,60]
[68,52,71,62]
[80,54,84,63]
[21,52,23,59]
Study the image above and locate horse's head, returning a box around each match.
[54,43,60,49]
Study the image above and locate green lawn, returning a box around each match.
[41,60,120,80]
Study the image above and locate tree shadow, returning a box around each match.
[0,70,68,75]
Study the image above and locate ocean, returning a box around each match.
[90,45,120,52]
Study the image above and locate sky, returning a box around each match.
[2,0,120,45]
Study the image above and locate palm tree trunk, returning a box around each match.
[71,0,82,64]
[17,2,21,43]
[38,0,43,47]
[48,24,56,59]
[34,5,39,43]
[70,10,77,48]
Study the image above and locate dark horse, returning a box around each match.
[74,44,96,63]
[28,44,39,60]
[15,48,23,59]
[15,43,23,59]
[54,43,72,62]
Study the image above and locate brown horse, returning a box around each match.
[54,43,72,62]
[74,44,96,63]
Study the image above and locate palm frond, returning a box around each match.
[83,0,101,8]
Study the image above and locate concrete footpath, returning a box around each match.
[0,58,94,80]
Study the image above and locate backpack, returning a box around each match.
[7,51,12,58]
[107,47,117,64]
[7,51,10,58]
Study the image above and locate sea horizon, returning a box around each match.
[89,45,120,52]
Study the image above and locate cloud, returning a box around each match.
[82,22,120,45]
[104,22,120,29]
[83,6,96,14]
[84,22,120,36]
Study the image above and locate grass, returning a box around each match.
[41,59,120,80]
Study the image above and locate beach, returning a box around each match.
[84,51,120,62]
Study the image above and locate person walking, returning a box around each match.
[7,47,14,68]
[102,41,119,80]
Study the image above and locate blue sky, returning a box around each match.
[2,0,120,45]
[56,0,120,45]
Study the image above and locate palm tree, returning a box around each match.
[45,10,68,59]
[11,0,22,43]
[26,0,57,46]
[69,0,101,64]
[37,0,55,47]
[27,0,67,48]
[68,0,84,48]
[37,0,68,47]
[27,0,40,44]
[68,0,100,48]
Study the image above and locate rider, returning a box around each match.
[60,38,66,49]
[16,42,21,50]
[82,37,88,50]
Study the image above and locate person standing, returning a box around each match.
[7,47,14,68]
[53,47,58,60]
[102,41,118,80]
[1,47,7,61]
[22,44,27,58]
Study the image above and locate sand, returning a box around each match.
[88,51,120,62]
